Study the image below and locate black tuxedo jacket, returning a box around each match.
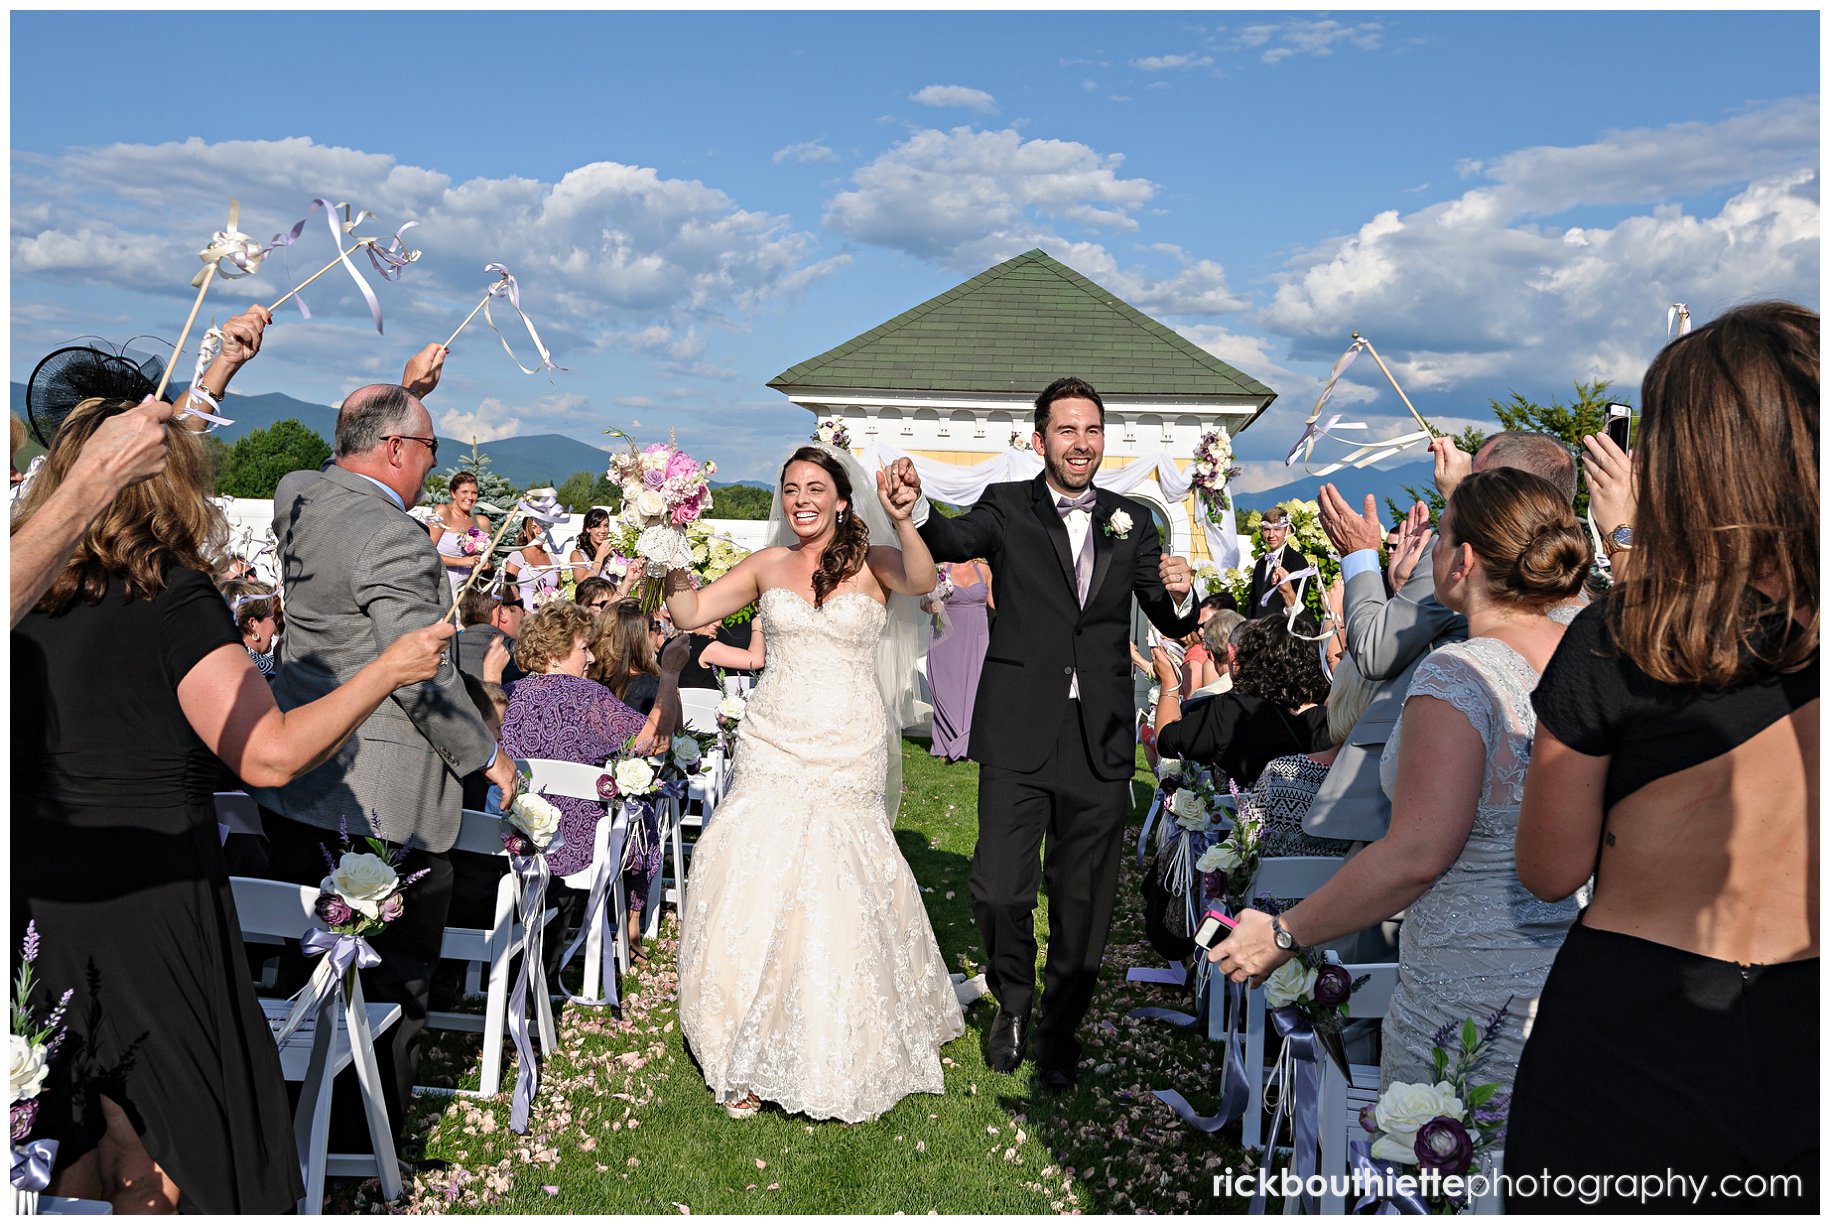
[1245,543,1311,618]
[917,475,1199,780]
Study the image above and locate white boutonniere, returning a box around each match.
[1104,509,1133,539]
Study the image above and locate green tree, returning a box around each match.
[557,470,620,513]
[200,433,233,494]
[437,438,519,511]
[710,483,775,520]
[219,420,331,498]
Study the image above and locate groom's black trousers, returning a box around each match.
[971,699,1131,1072]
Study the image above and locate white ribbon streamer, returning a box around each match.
[482,264,565,375]
[1668,303,1692,337]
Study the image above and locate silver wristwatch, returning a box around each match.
[1271,913,1299,952]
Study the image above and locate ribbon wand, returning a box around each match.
[155,198,268,400]
[1352,331,1434,438]
[263,242,372,316]
[443,293,491,351]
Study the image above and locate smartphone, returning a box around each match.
[1604,403,1633,450]
[1193,908,1237,951]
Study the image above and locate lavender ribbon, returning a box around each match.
[1348,1141,1432,1214]
[1249,1006,1322,1214]
[481,263,565,374]
[1151,976,1251,1132]
[507,853,550,1133]
[1259,565,1320,607]
[9,1138,57,1192]
[271,927,381,1044]
[267,199,414,332]
[555,806,630,1009]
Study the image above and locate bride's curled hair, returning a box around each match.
[1446,467,1590,612]
[782,445,871,607]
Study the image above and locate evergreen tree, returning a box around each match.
[219,420,331,498]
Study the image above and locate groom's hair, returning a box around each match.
[1034,376,1105,432]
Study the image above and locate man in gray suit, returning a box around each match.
[253,346,518,1147]
[1303,432,1577,847]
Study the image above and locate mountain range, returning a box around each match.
[12,380,1441,511]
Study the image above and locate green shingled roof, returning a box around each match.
[769,248,1274,402]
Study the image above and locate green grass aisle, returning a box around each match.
[338,738,1249,1214]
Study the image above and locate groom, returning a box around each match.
[886,376,1198,1093]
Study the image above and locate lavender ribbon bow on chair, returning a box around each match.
[507,852,552,1133]
[272,927,382,1044]
[1249,1006,1324,1214]
[1151,975,1251,1133]
[10,1138,58,1193]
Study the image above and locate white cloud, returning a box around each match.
[911,85,996,113]
[1131,53,1213,71]
[1233,19,1383,64]
[772,140,837,164]
[825,126,1154,261]
[439,399,524,444]
[1262,103,1820,404]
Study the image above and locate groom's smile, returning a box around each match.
[1036,395,1106,495]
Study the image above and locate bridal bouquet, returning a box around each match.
[1191,426,1242,522]
[812,417,851,449]
[1357,1001,1513,1211]
[11,921,70,1194]
[608,440,717,611]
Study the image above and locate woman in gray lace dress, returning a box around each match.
[1207,469,1589,1093]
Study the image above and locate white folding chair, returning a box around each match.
[1314,962,1399,1214]
[519,758,630,999]
[422,809,558,1097]
[661,689,725,921]
[1240,856,1348,1154]
[229,877,403,1214]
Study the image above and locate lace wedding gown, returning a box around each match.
[678,588,965,1122]
[1377,638,1578,1094]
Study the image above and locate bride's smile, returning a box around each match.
[780,460,846,542]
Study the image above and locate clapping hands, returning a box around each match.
[1388,500,1434,590]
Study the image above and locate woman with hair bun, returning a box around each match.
[1207,466,1590,1095]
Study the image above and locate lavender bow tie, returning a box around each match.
[1055,491,1097,517]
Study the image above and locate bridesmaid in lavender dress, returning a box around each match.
[924,559,992,762]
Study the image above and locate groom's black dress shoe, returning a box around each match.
[1036,1063,1077,1097]
[987,1009,1030,1074]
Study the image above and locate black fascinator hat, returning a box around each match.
[25,341,168,447]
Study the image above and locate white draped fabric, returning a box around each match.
[854,441,1240,569]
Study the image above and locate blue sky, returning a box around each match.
[10,10,1819,490]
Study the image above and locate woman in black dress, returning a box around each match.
[1509,302,1819,1212]
[12,395,455,1212]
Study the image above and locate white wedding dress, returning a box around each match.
[677,587,965,1122]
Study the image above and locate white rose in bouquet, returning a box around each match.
[1194,842,1241,874]
[672,737,702,769]
[1167,788,1210,829]
[717,695,747,721]
[1371,1081,1467,1164]
[323,851,399,919]
[508,791,564,849]
[10,1033,49,1103]
[614,757,658,797]
[635,489,668,521]
[1263,958,1319,1009]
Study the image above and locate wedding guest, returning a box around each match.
[428,471,493,595]
[1245,507,1309,618]
[219,576,283,681]
[567,507,617,584]
[456,581,526,685]
[677,616,767,690]
[1152,614,1332,788]
[11,394,453,1213]
[1185,604,1242,698]
[589,600,664,714]
[925,558,993,762]
[503,601,661,953]
[1252,655,1376,858]
[575,575,618,618]
[1209,468,1589,1098]
[504,515,561,608]
[1508,302,1819,1211]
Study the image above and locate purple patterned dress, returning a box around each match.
[926,564,990,761]
[501,673,658,907]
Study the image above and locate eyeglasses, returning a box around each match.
[650,622,663,633]
[383,434,439,461]
[587,599,612,611]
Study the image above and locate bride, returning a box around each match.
[663,443,965,1122]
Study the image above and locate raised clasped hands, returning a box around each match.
[876,458,922,522]
[1158,554,1193,598]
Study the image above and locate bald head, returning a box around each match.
[1473,431,1577,505]
[336,384,425,458]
